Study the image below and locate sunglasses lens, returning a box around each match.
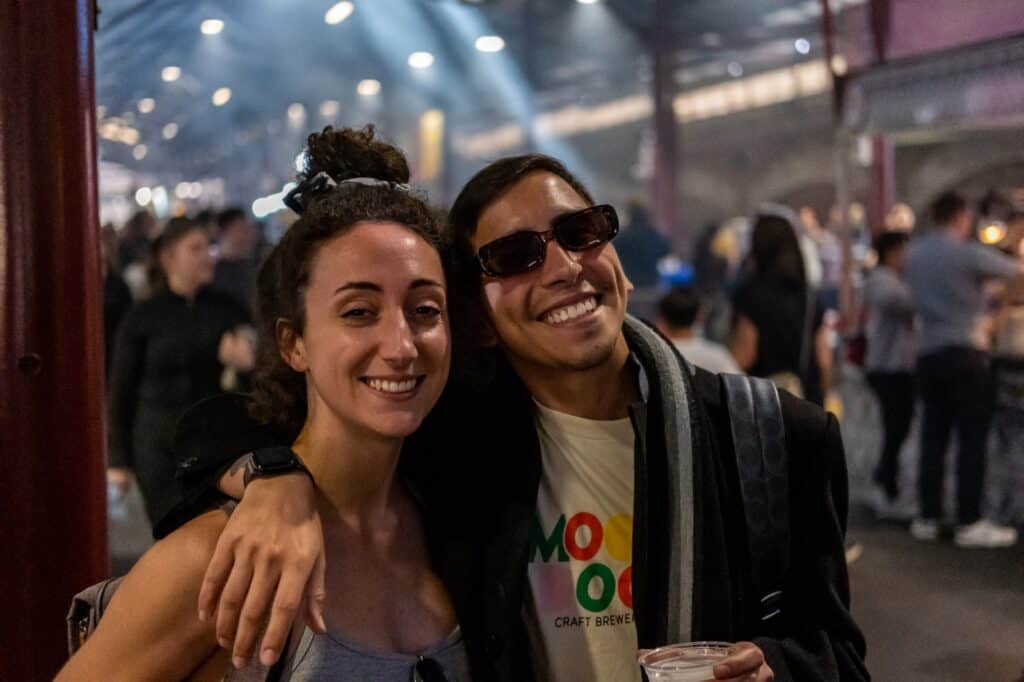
[556,205,618,250]
[478,231,545,277]
[413,657,449,682]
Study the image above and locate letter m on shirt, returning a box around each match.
[529,514,568,562]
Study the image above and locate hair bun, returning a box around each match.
[301,125,410,186]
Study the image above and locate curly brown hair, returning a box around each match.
[248,126,445,437]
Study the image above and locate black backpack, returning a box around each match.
[720,373,791,634]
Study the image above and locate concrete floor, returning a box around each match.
[848,516,1024,681]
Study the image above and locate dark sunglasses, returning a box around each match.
[413,656,449,682]
[476,204,619,278]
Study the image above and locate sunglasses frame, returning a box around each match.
[475,204,619,278]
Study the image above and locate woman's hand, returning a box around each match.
[197,472,327,668]
[713,641,774,681]
[218,327,256,373]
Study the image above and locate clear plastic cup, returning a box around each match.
[637,641,732,681]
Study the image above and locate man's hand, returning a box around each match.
[197,472,326,668]
[713,642,774,681]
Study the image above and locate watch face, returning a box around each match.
[253,447,297,472]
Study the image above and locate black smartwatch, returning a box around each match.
[243,447,313,487]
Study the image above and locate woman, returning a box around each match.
[61,127,469,680]
[729,206,831,405]
[107,217,255,526]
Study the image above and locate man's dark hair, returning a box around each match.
[446,154,594,347]
[873,230,909,265]
[931,191,967,227]
[658,286,701,330]
[217,207,247,232]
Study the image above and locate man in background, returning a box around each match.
[212,208,260,316]
[905,191,1024,548]
[657,285,741,374]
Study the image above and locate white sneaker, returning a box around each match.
[954,519,1019,548]
[910,518,940,541]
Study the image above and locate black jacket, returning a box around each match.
[165,342,868,682]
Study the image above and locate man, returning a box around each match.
[656,285,741,375]
[904,191,1024,548]
[164,156,867,681]
[862,231,917,518]
[212,207,260,315]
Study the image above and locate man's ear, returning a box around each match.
[277,319,308,372]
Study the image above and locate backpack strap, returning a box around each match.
[720,373,790,632]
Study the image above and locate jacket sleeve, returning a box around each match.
[150,392,288,538]
[754,409,870,681]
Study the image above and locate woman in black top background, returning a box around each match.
[729,208,829,405]
[107,217,254,526]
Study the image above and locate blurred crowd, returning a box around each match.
[102,208,265,526]
[617,188,1024,548]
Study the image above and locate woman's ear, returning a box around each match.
[277,319,308,372]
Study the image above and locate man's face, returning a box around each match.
[470,171,632,376]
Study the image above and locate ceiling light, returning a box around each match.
[794,38,811,55]
[727,62,743,77]
[137,98,155,114]
[408,51,434,69]
[132,144,148,160]
[287,103,307,123]
[200,19,224,35]
[357,79,381,96]
[188,182,203,199]
[319,100,340,118]
[161,66,181,82]
[577,0,600,4]
[475,35,505,53]
[135,187,152,206]
[212,87,232,106]
[324,1,354,25]
[120,127,140,145]
[175,182,192,199]
[162,122,179,140]
[980,222,1007,245]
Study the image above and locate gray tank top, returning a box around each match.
[277,625,472,681]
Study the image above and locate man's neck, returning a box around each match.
[516,333,639,420]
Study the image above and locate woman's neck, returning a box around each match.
[166,275,200,300]
[291,400,405,521]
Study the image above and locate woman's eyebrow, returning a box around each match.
[409,278,444,290]
[334,281,381,295]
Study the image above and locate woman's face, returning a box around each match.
[287,222,450,440]
[162,229,214,289]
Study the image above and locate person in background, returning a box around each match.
[863,230,917,517]
[656,285,741,374]
[730,206,830,405]
[613,200,670,289]
[100,223,134,379]
[904,191,1024,548]
[212,207,260,316]
[107,217,255,527]
[119,210,158,300]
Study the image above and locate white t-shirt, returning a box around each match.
[527,401,641,682]
[672,337,741,375]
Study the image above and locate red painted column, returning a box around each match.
[868,135,895,235]
[0,1,108,679]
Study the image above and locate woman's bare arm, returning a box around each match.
[56,511,230,682]
[729,313,759,371]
